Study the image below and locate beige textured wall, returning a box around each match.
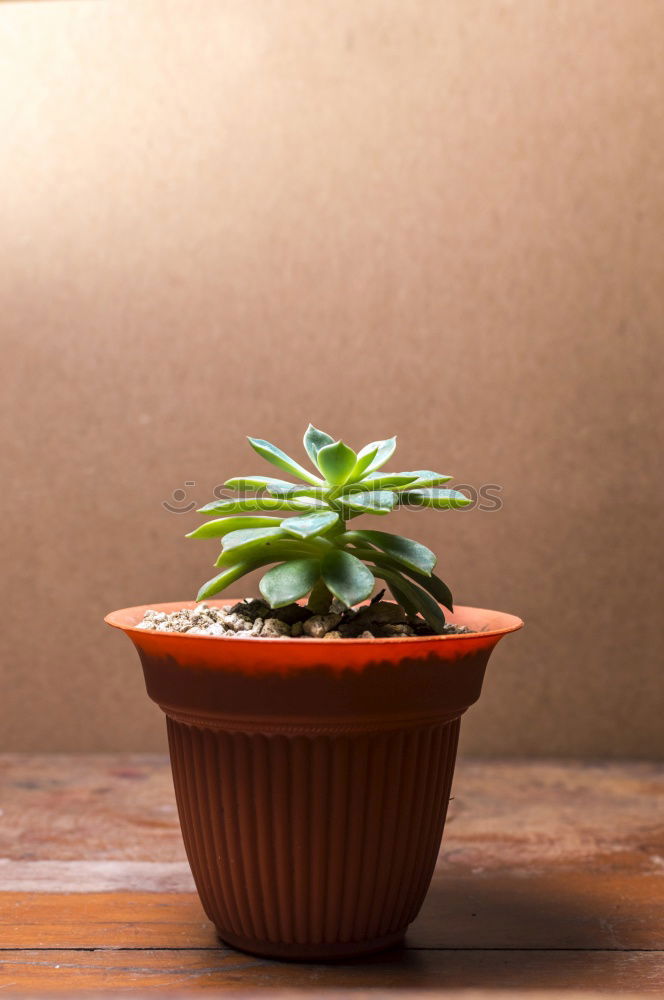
[1,0,662,756]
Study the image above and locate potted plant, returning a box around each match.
[106,425,522,959]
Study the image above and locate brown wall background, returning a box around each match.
[1,0,662,756]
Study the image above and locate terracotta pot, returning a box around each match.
[105,600,522,960]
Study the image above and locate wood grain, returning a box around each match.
[1,949,662,992]
[2,756,662,871]
[0,755,662,994]
[1,871,662,950]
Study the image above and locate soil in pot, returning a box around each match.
[134,595,474,639]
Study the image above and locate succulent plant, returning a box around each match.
[187,425,471,633]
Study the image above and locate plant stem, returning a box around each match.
[307,579,334,615]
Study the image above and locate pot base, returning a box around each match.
[217,927,406,961]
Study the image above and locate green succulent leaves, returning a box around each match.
[189,426,471,633]
[260,558,322,608]
[186,515,283,540]
[247,437,323,486]
[341,490,397,515]
[341,529,436,575]
[400,488,471,509]
[321,549,375,606]
[282,511,339,538]
[315,440,358,485]
[303,424,335,464]
[356,437,396,476]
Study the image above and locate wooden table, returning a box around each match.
[0,755,662,996]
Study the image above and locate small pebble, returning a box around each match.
[303,613,342,638]
[380,623,416,637]
[205,624,227,637]
[260,618,291,638]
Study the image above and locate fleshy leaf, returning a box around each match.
[186,516,283,540]
[341,490,397,515]
[398,488,471,509]
[403,569,454,612]
[248,437,323,486]
[196,565,247,602]
[316,440,358,485]
[356,436,397,476]
[198,497,324,515]
[353,472,420,490]
[386,577,419,617]
[403,579,447,632]
[216,538,312,568]
[321,549,375,607]
[400,471,453,489]
[303,424,335,465]
[221,526,285,552]
[347,546,453,611]
[371,566,446,633]
[266,485,328,498]
[282,511,339,538]
[196,552,280,602]
[231,483,329,499]
[350,444,380,480]
[259,558,322,608]
[224,476,299,493]
[345,529,436,575]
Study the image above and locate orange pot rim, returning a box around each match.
[105,598,523,646]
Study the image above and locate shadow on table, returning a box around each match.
[412,869,636,950]
[239,874,648,991]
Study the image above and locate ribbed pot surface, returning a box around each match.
[166,715,460,959]
[105,599,523,959]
